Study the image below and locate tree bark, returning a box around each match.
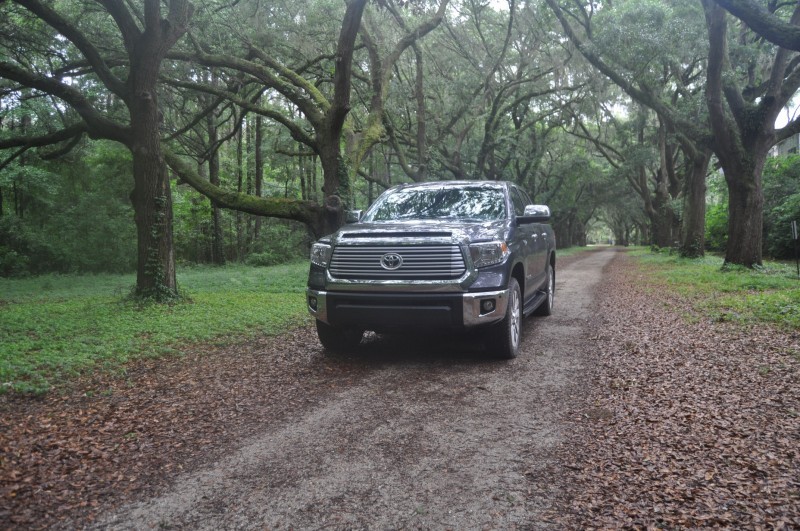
[652,123,677,248]
[207,110,225,265]
[680,149,711,258]
[127,0,190,298]
[254,116,263,241]
[725,160,766,265]
[236,122,244,259]
[130,129,177,297]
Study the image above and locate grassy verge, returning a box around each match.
[0,262,310,394]
[628,248,800,330]
[555,245,597,259]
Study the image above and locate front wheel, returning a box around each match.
[315,320,364,352]
[486,277,522,359]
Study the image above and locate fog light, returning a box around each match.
[308,296,318,311]
[481,299,495,313]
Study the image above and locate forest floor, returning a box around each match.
[1,249,799,529]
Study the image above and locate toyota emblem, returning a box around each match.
[380,253,403,270]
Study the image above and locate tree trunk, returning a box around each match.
[127,0,191,298]
[414,44,428,182]
[724,157,765,266]
[255,117,263,240]
[130,125,177,298]
[680,150,711,258]
[651,125,677,248]
[207,109,225,265]
[129,53,177,298]
[236,123,244,259]
[312,156,318,202]
[318,136,348,236]
[574,222,587,246]
[650,195,674,248]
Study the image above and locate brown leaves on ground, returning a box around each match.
[0,328,369,529]
[550,253,800,528]
[2,250,798,528]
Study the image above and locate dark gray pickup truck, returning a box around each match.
[306,180,556,358]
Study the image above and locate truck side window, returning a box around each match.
[511,187,527,217]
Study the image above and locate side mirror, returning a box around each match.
[345,210,363,223]
[518,205,551,224]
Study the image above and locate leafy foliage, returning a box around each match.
[0,142,136,276]
[763,155,800,260]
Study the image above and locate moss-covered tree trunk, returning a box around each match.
[128,3,186,298]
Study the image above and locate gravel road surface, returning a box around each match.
[96,250,617,529]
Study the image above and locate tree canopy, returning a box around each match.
[2,0,800,287]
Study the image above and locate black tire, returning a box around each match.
[533,263,555,317]
[315,320,364,352]
[487,277,522,359]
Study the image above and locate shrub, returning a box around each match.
[763,155,800,260]
[705,202,728,254]
[0,246,30,277]
[245,251,283,267]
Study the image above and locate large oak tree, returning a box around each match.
[0,0,192,298]
[702,0,800,266]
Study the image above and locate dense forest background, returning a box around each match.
[1,0,799,284]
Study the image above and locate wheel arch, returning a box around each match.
[511,261,525,295]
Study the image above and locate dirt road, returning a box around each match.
[92,249,615,529]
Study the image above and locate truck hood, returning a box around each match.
[331,219,510,244]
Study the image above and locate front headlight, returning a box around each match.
[310,242,333,267]
[469,241,509,268]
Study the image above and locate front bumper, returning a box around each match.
[306,288,510,331]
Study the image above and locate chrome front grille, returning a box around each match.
[330,244,466,280]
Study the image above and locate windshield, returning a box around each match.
[364,186,507,222]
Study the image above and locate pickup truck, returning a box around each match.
[306,180,556,358]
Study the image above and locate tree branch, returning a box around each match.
[0,61,130,144]
[163,148,323,228]
[14,0,128,98]
[715,0,800,51]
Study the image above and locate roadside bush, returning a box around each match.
[249,221,310,266]
[763,155,800,260]
[245,251,284,267]
[0,216,66,276]
[705,202,728,254]
[0,246,30,277]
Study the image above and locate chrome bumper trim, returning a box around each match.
[306,290,328,323]
[462,288,509,327]
[306,288,509,328]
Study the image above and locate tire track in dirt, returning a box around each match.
[96,249,618,530]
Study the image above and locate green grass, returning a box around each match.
[629,249,800,330]
[555,245,594,258]
[0,262,311,394]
